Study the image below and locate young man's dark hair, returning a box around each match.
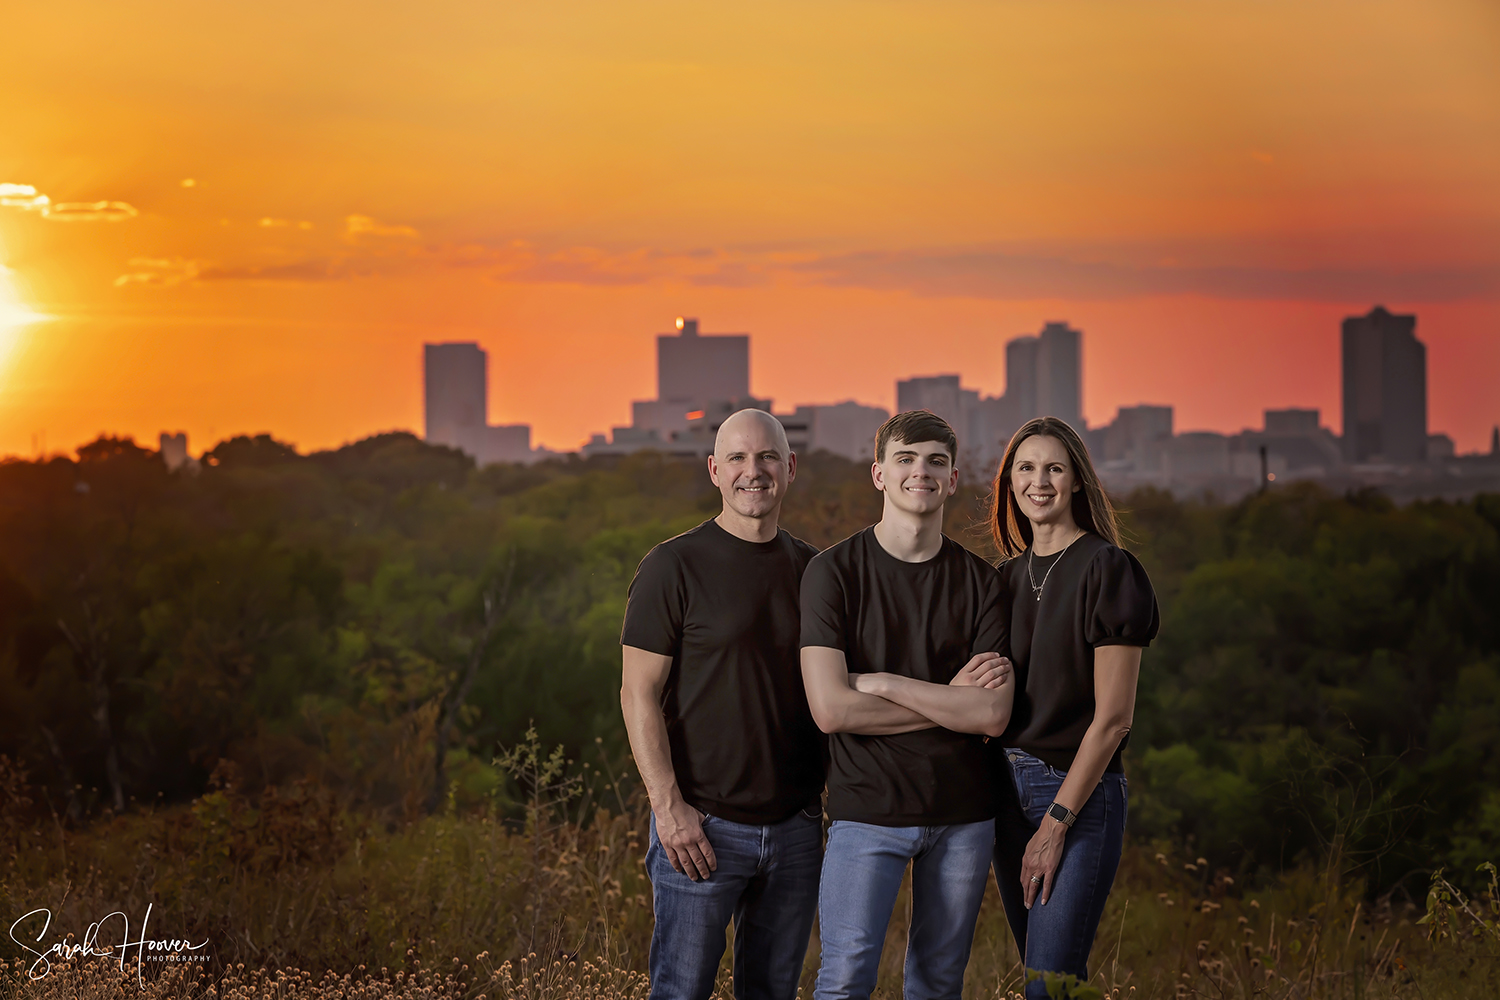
[875,409,958,463]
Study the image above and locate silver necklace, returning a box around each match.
[1027,530,1085,602]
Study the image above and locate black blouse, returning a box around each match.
[997,532,1159,773]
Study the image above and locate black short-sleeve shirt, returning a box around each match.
[998,533,1159,772]
[621,518,824,824]
[800,527,1008,826]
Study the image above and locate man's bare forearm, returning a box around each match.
[620,647,687,811]
[802,646,937,735]
[861,673,1013,737]
[830,689,937,734]
[620,686,685,808]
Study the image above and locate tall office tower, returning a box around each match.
[657,317,750,403]
[1036,321,1082,429]
[1004,336,1040,423]
[1341,306,1426,463]
[424,342,488,447]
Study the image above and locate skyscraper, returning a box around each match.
[657,317,750,403]
[424,342,487,448]
[1004,336,1039,424]
[423,342,534,464]
[1341,306,1427,464]
[625,317,760,441]
[997,322,1082,433]
[1036,321,1082,430]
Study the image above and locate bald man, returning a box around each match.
[622,408,825,1000]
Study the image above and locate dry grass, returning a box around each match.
[1,745,1496,1000]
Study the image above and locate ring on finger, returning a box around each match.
[1029,875,1042,884]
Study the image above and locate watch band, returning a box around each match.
[1046,801,1078,828]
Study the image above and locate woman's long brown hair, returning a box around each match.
[988,416,1122,558]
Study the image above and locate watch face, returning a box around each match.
[1048,802,1071,823]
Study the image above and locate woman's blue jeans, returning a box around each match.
[992,749,1127,1000]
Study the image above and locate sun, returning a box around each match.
[0,264,47,383]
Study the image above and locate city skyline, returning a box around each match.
[1,1,1498,457]
[9,302,1499,466]
[418,306,1490,474]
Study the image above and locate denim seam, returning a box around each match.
[1067,791,1106,972]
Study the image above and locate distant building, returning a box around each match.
[424,343,487,447]
[1341,306,1427,464]
[657,318,750,403]
[782,401,891,462]
[1264,408,1320,436]
[896,375,977,434]
[993,322,1084,433]
[423,342,537,464]
[1003,336,1039,426]
[1168,432,1230,478]
[584,318,776,458]
[888,321,1084,472]
[158,431,199,473]
[895,374,1008,468]
[1035,322,1083,430]
[1238,408,1341,475]
[1104,405,1174,475]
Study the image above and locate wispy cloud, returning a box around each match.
[114,258,201,287]
[46,201,139,222]
[0,184,50,212]
[0,184,139,221]
[197,261,340,282]
[793,247,1500,303]
[345,214,418,239]
[109,211,1500,303]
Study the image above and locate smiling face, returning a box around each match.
[1010,433,1081,530]
[708,409,795,521]
[872,437,958,515]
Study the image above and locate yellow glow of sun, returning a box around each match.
[0,265,47,383]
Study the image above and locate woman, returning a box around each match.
[987,416,1159,997]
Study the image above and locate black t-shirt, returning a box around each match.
[621,518,824,824]
[800,527,1008,826]
[998,533,1159,773]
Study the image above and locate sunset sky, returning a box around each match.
[2,0,1498,457]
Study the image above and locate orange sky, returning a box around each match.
[2,0,1498,456]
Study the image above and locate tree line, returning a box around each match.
[0,432,1495,893]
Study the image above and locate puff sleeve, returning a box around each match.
[1082,545,1160,648]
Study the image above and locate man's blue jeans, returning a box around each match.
[814,818,995,1000]
[992,749,1127,1000]
[646,806,822,1000]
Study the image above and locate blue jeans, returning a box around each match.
[992,749,1127,1000]
[647,806,822,1000]
[814,818,995,1000]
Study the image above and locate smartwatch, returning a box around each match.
[1046,801,1078,828]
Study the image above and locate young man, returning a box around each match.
[801,409,1014,1000]
[621,407,825,1000]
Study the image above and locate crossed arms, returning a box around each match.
[622,642,1014,882]
[800,646,1014,738]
